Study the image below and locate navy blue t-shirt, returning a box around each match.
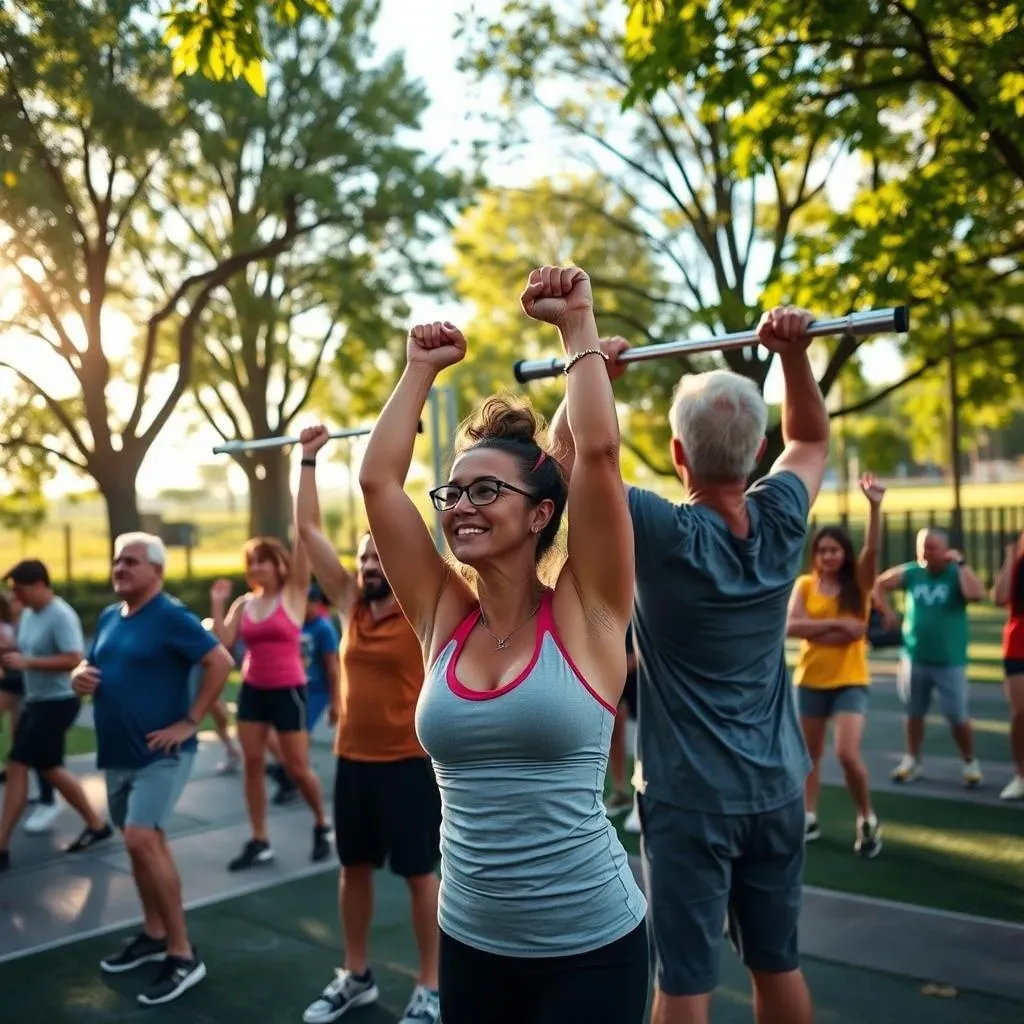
[628,471,813,815]
[89,593,218,769]
[301,614,340,694]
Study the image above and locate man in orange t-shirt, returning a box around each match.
[295,426,441,1024]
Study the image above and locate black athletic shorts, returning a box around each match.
[9,696,81,770]
[1004,658,1024,677]
[236,682,308,733]
[0,670,24,697]
[333,756,441,877]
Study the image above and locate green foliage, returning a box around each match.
[160,0,333,94]
[448,177,691,473]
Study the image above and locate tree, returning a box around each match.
[456,0,885,473]
[175,5,463,539]
[0,1,311,548]
[625,0,1024,422]
[448,176,690,473]
[160,0,332,93]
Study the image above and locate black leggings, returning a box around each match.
[439,922,650,1023]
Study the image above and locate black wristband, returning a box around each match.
[301,458,317,467]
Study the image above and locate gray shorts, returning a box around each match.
[105,753,195,832]
[639,794,804,996]
[897,657,969,723]
[797,685,870,719]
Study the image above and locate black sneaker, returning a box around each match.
[272,778,299,805]
[100,932,168,974]
[854,817,883,859]
[228,838,274,872]
[66,823,114,853]
[311,825,332,863]
[804,814,821,842]
[136,951,207,1006]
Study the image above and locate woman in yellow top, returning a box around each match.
[787,474,886,858]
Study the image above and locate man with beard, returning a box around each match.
[295,425,441,1024]
[71,533,234,1007]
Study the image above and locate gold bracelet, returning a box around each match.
[563,348,608,375]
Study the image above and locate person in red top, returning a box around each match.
[993,531,1024,800]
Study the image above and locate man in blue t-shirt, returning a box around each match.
[552,309,826,1024]
[71,532,233,1009]
[301,584,341,733]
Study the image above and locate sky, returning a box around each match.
[2,0,905,501]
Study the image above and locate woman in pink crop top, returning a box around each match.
[211,531,331,872]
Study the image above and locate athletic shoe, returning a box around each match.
[854,816,882,858]
[23,800,62,834]
[623,805,641,834]
[400,984,441,1024]
[100,932,168,974]
[999,774,1024,800]
[962,759,983,787]
[804,813,821,842]
[302,968,380,1023]
[228,838,274,871]
[311,824,332,862]
[891,755,921,783]
[216,751,240,775]
[66,823,114,853]
[136,951,206,1005]
[604,790,633,817]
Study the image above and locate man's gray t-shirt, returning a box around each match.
[628,471,812,816]
[16,596,85,702]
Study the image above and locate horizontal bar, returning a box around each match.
[513,306,910,383]
[212,419,424,455]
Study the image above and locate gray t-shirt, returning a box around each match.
[16,596,85,703]
[628,471,812,816]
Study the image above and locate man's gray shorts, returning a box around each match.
[897,657,970,724]
[105,753,195,832]
[639,794,804,996]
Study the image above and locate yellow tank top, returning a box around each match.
[791,575,870,690]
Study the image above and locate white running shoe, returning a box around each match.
[24,800,62,833]
[962,759,983,787]
[999,775,1024,800]
[891,755,921,783]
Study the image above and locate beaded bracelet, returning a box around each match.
[563,348,608,375]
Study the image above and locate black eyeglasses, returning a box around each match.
[428,478,535,512]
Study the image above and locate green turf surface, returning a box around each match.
[612,785,1024,924]
[2,870,1020,1023]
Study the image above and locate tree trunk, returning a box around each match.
[242,448,293,542]
[94,460,144,555]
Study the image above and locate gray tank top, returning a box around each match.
[415,590,647,957]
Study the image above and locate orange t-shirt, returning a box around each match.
[334,600,426,762]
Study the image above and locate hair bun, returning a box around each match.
[460,393,542,448]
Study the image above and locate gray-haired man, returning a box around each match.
[553,308,826,1024]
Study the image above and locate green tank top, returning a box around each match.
[901,563,969,666]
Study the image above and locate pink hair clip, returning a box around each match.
[531,451,547,472]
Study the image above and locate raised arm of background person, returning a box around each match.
[873,564,906,624]
[524,270,634,649]
[548,335,631,482]
[295,425,356,611]
[358,321,475,647]
[857,474,887,596]
[283,462,313,622]
[762,306,830,503]
[210,584,246,649]
[951,551,987,603]
[993,537,1022,607]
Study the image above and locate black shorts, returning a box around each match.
[9,696,81,770]
[1004,659,1024,677]
[0,671,24,697]
[439,922,649,1024]
[236,683,307,733]
[333,756,441,877]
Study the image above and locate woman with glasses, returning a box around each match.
[358,265,648,1023]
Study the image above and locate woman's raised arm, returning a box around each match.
[358,322,468,644]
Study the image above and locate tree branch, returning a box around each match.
[281,316,339,425]
[0,361,90,455]
[0,438,88,473]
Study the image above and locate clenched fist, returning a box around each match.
[300,425,330,459]
[755,305,814,354]
[407,321,467,371]
[520,266,593,328]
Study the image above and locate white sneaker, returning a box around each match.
[962,759,983,787]
[999,775,1024,800]
[891,755,921,783]
[400,984,440,1024]
[623,805,641,834]
[303,969,379,1023]
[24,800,62,833]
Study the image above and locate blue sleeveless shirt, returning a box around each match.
[415,590,647,957]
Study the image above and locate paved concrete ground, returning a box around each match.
[1,671,1022,1012]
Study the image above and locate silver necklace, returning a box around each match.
[479,599,541,650]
